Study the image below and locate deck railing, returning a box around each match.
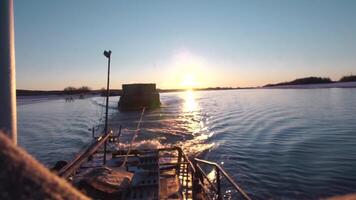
[156,147,252,200]
[57,135,251,200]
[58,133,112,179]
[194,158,252,200]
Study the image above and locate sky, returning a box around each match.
[14,0,356,90]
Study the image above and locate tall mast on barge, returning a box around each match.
[103,50,112,165]
[0,0,17,144]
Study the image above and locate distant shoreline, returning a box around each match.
[16,87,250,97]
[16,82,356,97]
[263,81,356,89]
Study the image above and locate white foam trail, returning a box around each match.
[117,139,168,150]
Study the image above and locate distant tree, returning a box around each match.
[64,86,77,94]
[339,75,356,82]
[77,86,91,93]
[64,86,76,91]
[264,77,333,87]
[100,87,107,96]
[288,77,333,85]
[63,86,91,94]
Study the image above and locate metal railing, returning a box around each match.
[155,147,251,200]
[57,136,251,200]
[171,147,196,199]
[58,133,112,179]
[194,158,252,200]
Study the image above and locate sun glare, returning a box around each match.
[168,50,209,89]
[181,74,197,89]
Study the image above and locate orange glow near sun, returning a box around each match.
[158,50,222,89]
[180,74,197,89]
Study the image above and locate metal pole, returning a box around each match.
[178,149,182,184]
[216,167,221,200]
[118,125,122,137]
[191,167,196,199]
[117,125,122,143]
[103,51,111,165]
[0,0,17,144]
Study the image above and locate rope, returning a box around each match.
[121,107,146,168]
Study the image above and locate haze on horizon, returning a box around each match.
[15,0,356,90]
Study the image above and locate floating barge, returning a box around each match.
[57,133,252,200]
[118,84,161,111]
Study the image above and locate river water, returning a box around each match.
[17,89,356,199]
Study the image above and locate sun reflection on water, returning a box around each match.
[179,90,215,155]
[183,89,198,112]
[181,89,200,134]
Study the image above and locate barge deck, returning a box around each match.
[57,133,252,200]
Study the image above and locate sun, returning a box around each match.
[180,74,197,89]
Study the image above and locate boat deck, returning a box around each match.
[70,147,193,200]
[57,135,251,200]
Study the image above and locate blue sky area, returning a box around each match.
[15,0,356,89]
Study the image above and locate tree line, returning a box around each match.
[63,86,91,94]
[265,75,356,87]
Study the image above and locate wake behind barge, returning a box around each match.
[56,133,252,200]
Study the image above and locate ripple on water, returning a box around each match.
[18,89,356,199]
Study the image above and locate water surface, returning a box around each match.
[18,89,356,199]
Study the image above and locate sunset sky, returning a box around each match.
[15,0,356,90]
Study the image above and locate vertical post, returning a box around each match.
[178,148,182,184]
[92,127,95,138]
[216,167,221,200]
[118,125,122,137]
[103,50,111,165]
[0,0,17,144]
[191,167,195,199]
[117,125,122,143]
